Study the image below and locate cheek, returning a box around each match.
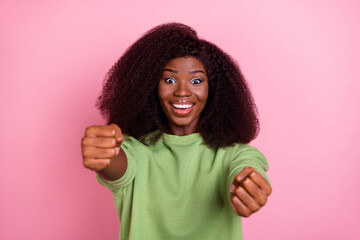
[196,86,209,103]
[157,83,172,101]
[157,85,171,116]
[157,85,166,103]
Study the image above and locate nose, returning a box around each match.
[174,81,191,97]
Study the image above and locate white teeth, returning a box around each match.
[172,104,193,109]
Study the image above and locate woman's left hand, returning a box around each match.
[230,167,272,217]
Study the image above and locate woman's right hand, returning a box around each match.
[81,124,123,172]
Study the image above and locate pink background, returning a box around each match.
[1,0,359,239]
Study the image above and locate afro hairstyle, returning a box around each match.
[97,23,259,148]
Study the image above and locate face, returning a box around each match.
[158,57,209,135]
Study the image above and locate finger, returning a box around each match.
[234,185,261,213]
[235,167,255,183]
[249,171,272,196]
[83,158,110,171]
[81,137,117,148]
[241,177,268,207]
[230,176,239,193]
[82,146,117,159]
[230,182,237,193]
[85,125,117,138]
[109,124,123,143]
[231,194,252,217]
[230,194,240,215]
[230,167,253,192]
[115,147,120,155]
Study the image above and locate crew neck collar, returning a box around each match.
[162,132,202,144]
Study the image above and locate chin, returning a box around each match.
[171,119,193,127]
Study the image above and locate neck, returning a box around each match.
[165,122,198,136]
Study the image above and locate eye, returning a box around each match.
[164,77,176,84]
[190,78,203,85]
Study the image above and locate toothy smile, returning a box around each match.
[171,103,194,109]
[170,102,195,115]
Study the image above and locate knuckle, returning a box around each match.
[85,126,92,135]
[259,196,267,206]
[242,210,251,218]
[110,138,116,147]
[235,187,242,197]
[251,203,260,212]
[81,137,88,146]
[82,148,90,157]
[83,160,91,169]
[97,148,114,158]
[235,187,246,198]
[243,178,251,185]
[105,148,115,156]
[108,124,116,132]
[111,148,116,156]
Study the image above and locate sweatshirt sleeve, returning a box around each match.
[226,144,270,192]
[96,135,138,191]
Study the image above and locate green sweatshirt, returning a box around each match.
[97,132,269,240]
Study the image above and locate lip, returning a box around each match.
[169,101,195,115]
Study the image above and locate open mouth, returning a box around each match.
[170,103,195,115]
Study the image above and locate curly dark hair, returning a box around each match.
[97,23,259,148]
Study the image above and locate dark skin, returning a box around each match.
[81,57,271,217]
[82,123,126,180]
[158,57,208,135]
[230,167,272,217]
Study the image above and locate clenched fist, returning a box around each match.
[230,167,272,217]
[81,124,123,172]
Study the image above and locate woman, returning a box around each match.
[81,23,271,240]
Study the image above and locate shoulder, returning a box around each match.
[232,144,265,158]
[217,143,260,157]
[222,144,268,169]
[121,130,160,152]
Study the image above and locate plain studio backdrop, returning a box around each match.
[1,0,359,239]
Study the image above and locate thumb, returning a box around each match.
[235,167,255,184]
[109,123,123,143]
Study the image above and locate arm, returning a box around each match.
[81,124,128,181]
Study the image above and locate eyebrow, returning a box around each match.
[189,70,205,74]
[162,69,205,74]
[163,68,178,73]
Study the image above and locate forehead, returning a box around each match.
[163,57,206,71]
